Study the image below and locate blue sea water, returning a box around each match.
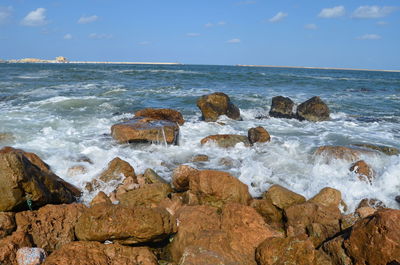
[1,63,399,210]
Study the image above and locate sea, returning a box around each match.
[1,63,399,211]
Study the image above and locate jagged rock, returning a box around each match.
[269,96,295,118]
[16,247,46,265]
[263,184,306,210]
[248,126,271,144]
[296,96,330,122]
[0,231,33,265]
[90,192,112,207]
[353,143,399,156]
[250,198,283,229]
[357,198,386,210]
[135,108,185,125]
[143,168,168,184]
[117,183,172,208]
[350,160,374,183]
[0,212,16,239]
[98,157,136,183]
[200,134,250,148]
[197,92,241,122]
[172,165,199,192]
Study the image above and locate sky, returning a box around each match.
[0,0,399,69]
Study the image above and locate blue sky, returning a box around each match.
[0,0,399,69]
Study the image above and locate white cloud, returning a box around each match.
[377,21,388,26]
[63,33,72,40]
[205,21,226,27]
[227,38,241,43]
[89,33,112,39]
[318,6,345,18]
[357,34,381,40]
[21,7,48,26]
[78,15,98,24]
[186,33,200,37]
[0,6,13,24]
[352,6,397,19]
[269,12,288,23]
[304,23,317,30]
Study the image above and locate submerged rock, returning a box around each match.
[111,117,180,144]
[350,160,374,183]
[200,134,250,148]
[353,143,399,156]
[190,154,209,162]
[248,126,271,144]
[296,96,330,122]
[269,96,295,119]
[135,108,185,125]
[314,145,372,162]
[197,92,241,122]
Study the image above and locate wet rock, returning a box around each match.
[263,184,306,210]
[0,132,15,143]
[350,160,374,183]
[353,143,399,156]
[143,168,168,184]
[99,157,136,183]
[269,96,295,119]
[314,145,368,162]
[0,147,80,211]
[117,183,172,208]
[135,108,185,125]
[111,117,180,144]
[200,134,250,148]
[172,165,199,192]
[42,241,157,265]
[250,198,283,229]
[15,203,87,253]
[66,165,87,177]
[355,207,376,218]
[90,191,112,207]
[16,247,46,265]
[340,213,360,231]
[75,203,173,244]
[248,126,271,144]
[190,154,209,162]
[309,187,343,209]
[197,92,241,122]
[296,96,330,122]
[0,231,33,265]
[357,198,386,210]
[0,212,16,239]
[218,157,240,168]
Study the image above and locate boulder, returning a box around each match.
[263,184,306,210]
[357,198,386,210]
[200,134,250,148]
[353,143,399,156]
[0,231,33,265]
[16,247,46,265]
[269,96,295,118]
[111,117,179,144]
[117,183,172,208]
[179,245,241,265]
[197,92,241,122]
[296,96,330,122]
[0,212,16,239]
[314,145,374,162]
[98,157,136,183]
[322,234,352,265]
[172,165,199,192]
[350,160,374,183]
[90,191,112,207]
[248,126,271,144]
[75,203,173,244]
[135,108,185,125]
[42,241,157,265]
[355,207,376,218]
[143,168,168,184]
[308,187,343,209]
[250,198,283,230]
[0,147,79,211]
[15,203,87,253]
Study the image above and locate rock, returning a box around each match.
[263,184,306,210]
[350,160,374,183]
[0,147,79,211]
[314,145,371,162]
[15,203,86,253]
[0,212,16,239]
[322,234,352,265]
[111,117,180,144]
[296,96,330,122]
[396,195,400,204]
[248,126,271,144]
[117,183,172,208]
[357,198,386,210]
[172,165,199,192]
[353,143,399,156]
[90,191,112,207]
[179,245,241,265]
[269,96,295,119]
[309,187,343,209]
[66,165,87,177]
[42,241,157,265]
[75,203,173,244]
[250,198,283,229]
[340,213,360,231]
[0,231,33,265]
[200,134,250,148]
[157,195,184,216]
[190,154,209,162]
[188,170,251,207]
[143,168,168,184]
[197,92,241,122]
[135,108,185,125]
[16,247,46,265]
[355,207,376,218]
[99,157,136,183]
[0,132,15,142]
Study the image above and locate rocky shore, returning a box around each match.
[1,92,399,265]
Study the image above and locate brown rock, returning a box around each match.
[0,132,15,142]
[250,198,283,229]
[190,154,209,162]
[196,92,241,122]
[67,165,87,177]
[314,146,369,162]
[99,157,136,183]
[0,231,33,265]
[15,203,86,253]
[157,195,184,216]
[354,143,399,156]
[357,198,386,210]
[340,213,360,231]
[75,203,173,244]
[296,96,330,122]
[179,245,241,265]
[189,170,251,207]
[0,147,79,211]
[172,165,199,192]
[43,241,157,265]
[0,212,16,239]
[355,206,376,218]
[309,187,343,209]
[111,117,180,144]
[248,126,271,144]
[200,134,250,148]
[135,108,185,125]
[90,191,112,207]
[350,160,374,183]
[264,184,306,210]
[117,183,172,208]
[269,96,295,119]
[16,247,46,265]
[143,168,168,184]
[322,234,352,265]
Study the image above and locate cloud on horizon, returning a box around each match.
[357,34,382,40]
[227,38,241,43]
[352,6,398,19]
[304,23,317,30]
[269,12,288,23]
[21,7,48,26]
[0,6,13,24]
[318,6,345,18]
[78,15,98,24]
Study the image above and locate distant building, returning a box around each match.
[56,56,68,63]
